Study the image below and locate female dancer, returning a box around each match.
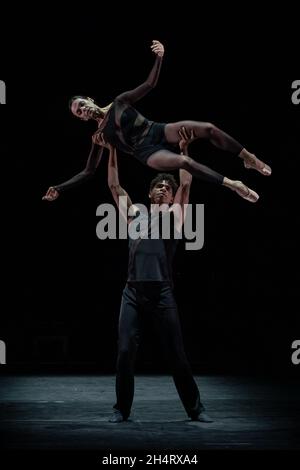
[43,40,271,203]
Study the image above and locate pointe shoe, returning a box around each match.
[234,181,259,203]
[243,154,272,176]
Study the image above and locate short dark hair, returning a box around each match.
[149,173,178,196]
[68,95,88,110]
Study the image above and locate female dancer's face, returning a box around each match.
[149,180,174,206]
[71,98,99,121]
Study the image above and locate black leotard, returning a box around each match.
[92,55,176,164]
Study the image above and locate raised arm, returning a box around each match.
[107,142,138,223]
[42,142,104,201]
[173,127,194,204]
[171,127,195,229]
[115,40,164,105]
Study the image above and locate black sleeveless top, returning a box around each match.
[127,211,179,285]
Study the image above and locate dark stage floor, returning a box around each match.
[0,374,299,452]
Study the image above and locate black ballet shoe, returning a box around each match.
[108,409,127,423]
[190,411,214,423]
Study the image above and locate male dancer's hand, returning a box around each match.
[42,187,59,201]
[178,127,195,154]
[151,40,164,58]
[98,132,112,150]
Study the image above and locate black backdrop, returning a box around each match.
[2,8,299,375]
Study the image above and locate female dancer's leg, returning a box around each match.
[164,121,271,176]
[146,149,259,203]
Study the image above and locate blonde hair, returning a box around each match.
[99,102,113,115]
[69,96,113,116]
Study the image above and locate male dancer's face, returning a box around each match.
[149,180,174,207]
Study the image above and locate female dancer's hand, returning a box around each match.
[42,187,59,201]
[178,127,195,154]
[151,40,164,58]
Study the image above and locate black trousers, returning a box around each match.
[114,282,204,419]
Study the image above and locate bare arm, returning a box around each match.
[115,40,164,105]
[42,143,104,201]
[107,143,138,222]
[171,128,194,229]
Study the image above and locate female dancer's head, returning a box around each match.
[69,96,111,121]
[149,173,178,205]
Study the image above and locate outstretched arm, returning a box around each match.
[116,40,164,105]
[171,127,194,229]
[42,143,104,201]
[107,141,138,223]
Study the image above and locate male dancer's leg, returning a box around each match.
[152,285,204,418]
[114,284,141,419]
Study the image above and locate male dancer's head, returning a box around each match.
[148,173,178,207]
